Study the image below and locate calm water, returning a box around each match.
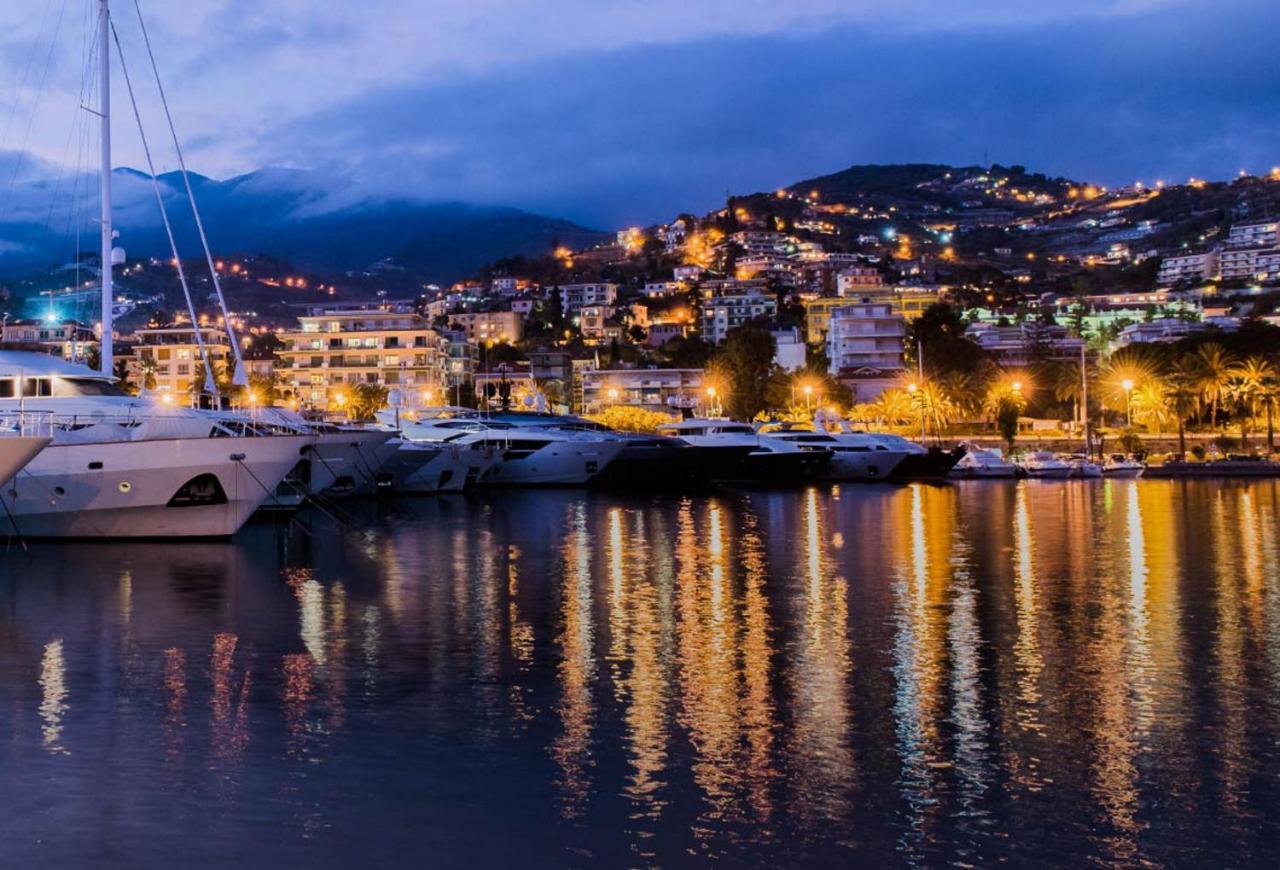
[3,481,1280,867]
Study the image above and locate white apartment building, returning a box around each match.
[276,304,452,409]
[1219,246,1280,282]
[558,282,618,314]
[130,325,231,396]
[836,265,885,295]
[825,303,906,403]
[727,230,787,257]
[447,310,524,343]
[1157,249,1219,285]
[1227,220,1279,248]
[700,289,778,344]
[964,321,1085,367]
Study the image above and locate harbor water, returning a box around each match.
[2,479,1279,866]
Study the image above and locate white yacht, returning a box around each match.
[758,423,907,481]
[1065,454,1103,478]
[1018,451,1074,479]
[380,408,622,486]
[949,444,1019,479]
[0,353,313,538]
[658,418,830,483]
[1102,454,1145,478]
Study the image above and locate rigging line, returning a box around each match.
[0,0,56,157]
[1,0,72,215]
[132,0,248,387]
[110,20,218,396]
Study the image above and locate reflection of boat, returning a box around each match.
[949,444,1018,479]
[759,424,906,481]
[1102,455,1145,478]
[1019,451,1074,479]
[658,419,830,484]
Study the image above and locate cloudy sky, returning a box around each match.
[1,0,1277,228]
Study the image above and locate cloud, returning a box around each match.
[0,0,1275,230]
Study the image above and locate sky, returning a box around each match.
[0,0,1278,229]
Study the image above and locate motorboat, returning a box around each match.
[812,413,961,481]
[0,352,313,538]
[1102,454,1145,478]
[657,418,830,484]
[378,408,622,486]
[758,422,907,482]
[1064,454,1103,478]
[949,444,1019,479]
[1018,451,1074,479]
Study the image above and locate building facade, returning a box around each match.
[581,367,704,413]
[447,310,524,343]
[130,325,231,396]
[825,304,906,403]
[700,289,778,344]
[1157,249,1219,285]
[276,304,452,409]
[559,282,618,314]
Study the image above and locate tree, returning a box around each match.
[713,324,777,420]
[348,383,389,421]
[984,380,1029,450]
[1195,343,1236,428]
[1228,355,1277,451]
[907,302,992,376]
[1164,357,1201,460]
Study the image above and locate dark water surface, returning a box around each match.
[3,480,1280,867]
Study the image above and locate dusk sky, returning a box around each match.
[1,0,1278,228]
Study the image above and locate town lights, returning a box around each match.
[607,388,620,403]
[1122,378,1135,426]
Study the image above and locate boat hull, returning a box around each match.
[887,447,964,482]
[2,435,312,539]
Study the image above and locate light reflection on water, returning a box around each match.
[2,481,1280,866]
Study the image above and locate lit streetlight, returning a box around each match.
[1121,378,1134,427]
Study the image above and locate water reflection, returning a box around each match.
[0,483,1279,866]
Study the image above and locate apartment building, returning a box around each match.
[447,310,524,343]
[558,282,618,314]
[700,288,778,344]
[1219,246,1280,282]
[581,367,704,413]
[825,303,906,403]
[964,321,1085,367]
[1226,220,1279,249]
[276,303,452,409]
[130,325,231,396]
[1157,249,1219,285]
[1,319,98,360]
[835,266,885,295]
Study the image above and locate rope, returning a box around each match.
[131,0,247,387]
[109,21,218,397]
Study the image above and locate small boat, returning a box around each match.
[1019,451,1074,479]
[1102,454,1145,478]
[949,444,1018,479]
[1064,454,1103,478]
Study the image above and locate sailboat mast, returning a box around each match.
[98,0,113,375]
[1080,340,1090,460]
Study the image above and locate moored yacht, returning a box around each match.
[758,423,907,482]
[1102,454,1145,478]
[949,444,1019,479]
[0,424,51,485]
[1018,451,1074,479]
[0,352,313,538]
[657,418,830,484]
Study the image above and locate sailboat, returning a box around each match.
[0,0,314,538]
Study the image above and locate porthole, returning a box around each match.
[53,486,65,496]
[118,481,132,493]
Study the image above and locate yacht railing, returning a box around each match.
[0,409,55,439]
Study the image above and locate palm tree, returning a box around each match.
[1259,373,1280,455]
[1194,343,1235,429]
[936,370,984,421]
[1165,357,1201,460]
[870,388,915,426]
[1130,381,1171,434]
[1229,356,1277,451]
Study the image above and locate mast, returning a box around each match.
[1080,340,1090,460]
[98,0,113,375]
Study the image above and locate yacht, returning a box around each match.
[758,423,907,481]
[0,352,313,538]
[949,444,1019,479]
[1102,454,1145,478]
[657,418,830,484]
[812,413,962,481]
[1018,451,1075,479]
[1065,454,1103,478]
[380,408,622,486]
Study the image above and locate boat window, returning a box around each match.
[22,378,52,397]
[716,425,755,434]
[53,377,129,397]
[0,379,13,398]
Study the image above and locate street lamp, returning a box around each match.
[706,386,718,416]
[907,382,925,441]
[802,383,813,412]
[1121,378,1134,427]
[607,387,620,405]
